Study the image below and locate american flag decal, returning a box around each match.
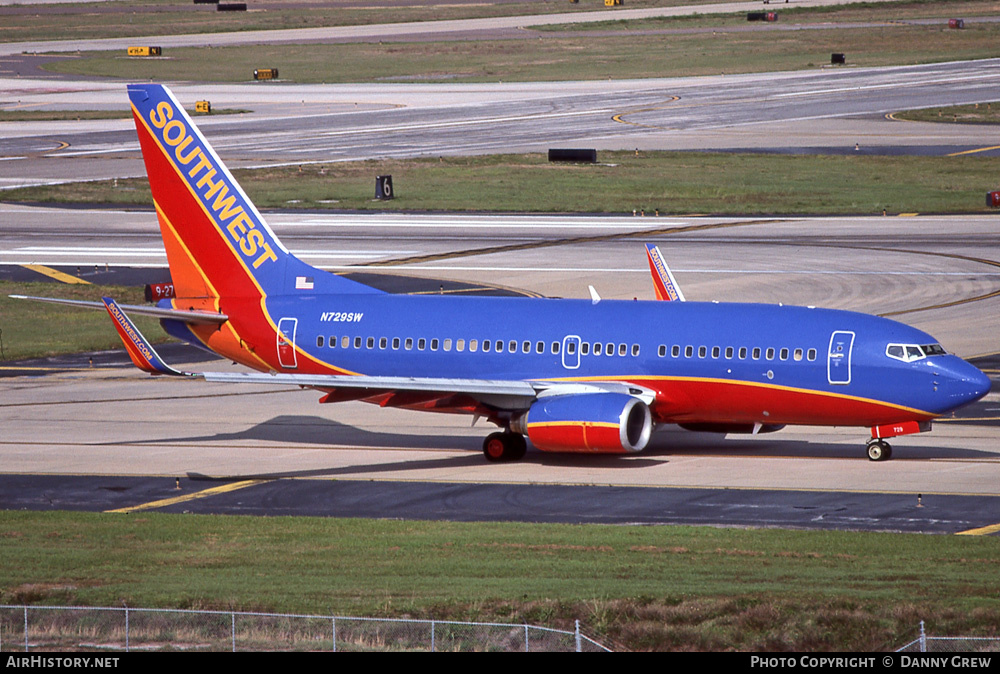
[295,276,314,290]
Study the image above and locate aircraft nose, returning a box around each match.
[941,358,992,410]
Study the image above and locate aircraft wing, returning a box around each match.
[203,371,539,397]
[202,371,653,402]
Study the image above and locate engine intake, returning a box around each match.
[511,392,652,454]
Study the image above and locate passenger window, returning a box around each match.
[712,346,720,359]
[406,338,414,350]
[606,343,614,356]
[752,347,761,360]
[658,345,667,357]
[780,348,788,361]
[551,342,560,354]
[807,349,817,361]
[698,346,707,358]
[765,348,774,361]
[725,347,734,359]
[567,341,577,355]
[392,337,400,350]
[793,348,803,361]
[317,335,324,348]
[509,340,517,353]
[593,343,602,356]
[354,336,362,349]
[619,343,627,356]
[536,341,544,354]
[522,341,530,354]
[672,345,680,358]
[632,344,640,357]
[329,336,336,349]
[431,338,439,351]
[455,339,464,352]
[495,340,503,353]
[367,337,375,349]
[482,340,490,353]
[418,338,426,351]
[379,337,387,349]
[685,345,693,358]
[469,339,478,353]
[739,347,747,359]
[443,338,452,352]
[581,342,590,356]
[342,336,350,349]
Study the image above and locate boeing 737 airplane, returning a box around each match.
[15,84,992,462]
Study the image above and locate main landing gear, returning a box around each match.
[483,431,527,462]
[866,438,892,462]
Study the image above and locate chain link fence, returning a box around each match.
[0,605,611,652]
[897,622,1000,653]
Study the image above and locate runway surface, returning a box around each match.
[3,58,1000,190]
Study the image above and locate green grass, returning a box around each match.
[0,281,170,362]
[43,22,1000,83]
[895,102,1000,124]
[4,152,999,215]
[30,0,1000,83]
[1,510,999,650]
[0,0,674,43]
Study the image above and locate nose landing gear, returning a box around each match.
[866,438,892,461]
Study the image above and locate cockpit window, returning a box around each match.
[885,343,946,363]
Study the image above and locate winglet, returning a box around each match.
[645,244,686,302]
[102,297,188,376]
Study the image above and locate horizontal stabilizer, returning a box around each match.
[10,295,228,325]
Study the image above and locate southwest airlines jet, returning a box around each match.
[16,84,992,462]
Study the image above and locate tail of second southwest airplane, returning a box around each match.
[127,83,377,304]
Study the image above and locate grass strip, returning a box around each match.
[1,510,999,650]
[42,21,1000,83]
[4,152,999,215]
[0,0,674,43]
[0,281,170,362]
[895,102,1000,124]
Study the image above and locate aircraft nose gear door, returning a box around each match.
[277,317,298,369]
[561,335,581,370]
[827,330,855,385]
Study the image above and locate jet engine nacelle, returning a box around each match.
[511,392,653,454]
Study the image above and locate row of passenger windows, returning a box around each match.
[314,334,819,364]
[659,344,818,362]
[315,335,642,356]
